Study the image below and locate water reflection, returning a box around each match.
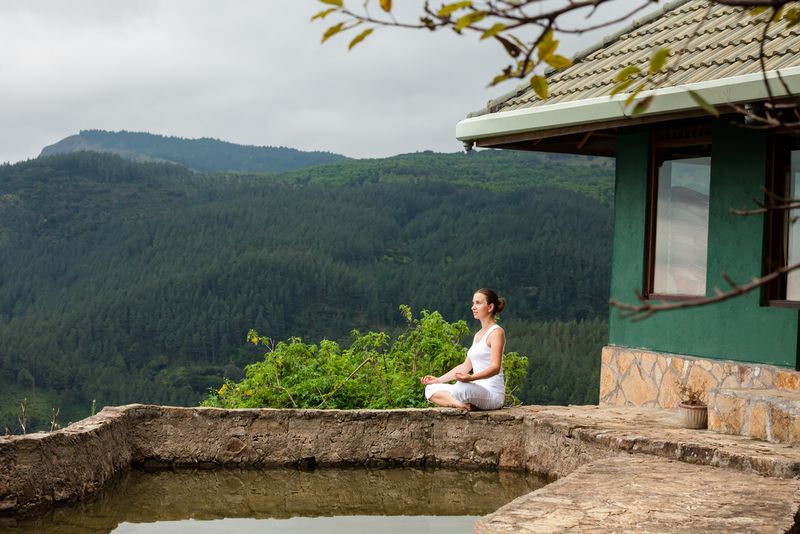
[2,467,545,534]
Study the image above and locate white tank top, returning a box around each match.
[467,324,505,396]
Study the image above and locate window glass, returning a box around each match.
[786,150,800,299]
[652,157,711,296]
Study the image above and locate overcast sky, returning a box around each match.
[0,1,656,163]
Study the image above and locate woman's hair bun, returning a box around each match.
[495,297,507,315]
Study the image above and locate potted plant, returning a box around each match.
[678,384,708,429]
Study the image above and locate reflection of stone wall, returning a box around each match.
[12,467,545,531]
[600,346,800,409]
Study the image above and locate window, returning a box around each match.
[646,128,712,298]
[764,137,800,303]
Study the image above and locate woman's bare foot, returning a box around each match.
[449,399,472,411]
[429,391,471,411]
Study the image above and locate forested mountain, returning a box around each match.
[274,150,614,202]
[0,149,613,431]
[39,130,348,173]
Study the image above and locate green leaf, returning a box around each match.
[311,7,338,21]
[438,1,473,17]
[615,65,641,82]
[318,0,343,6]
[530,75,548,100]
[688,90,720,117]
[632,95,654,115]
[537,30,557,60]
[784,7,800,27]
[545,54,572,70]
[321,22,345,43]
[624,84,644,106]
[348,28,374,50]
[750,6,769,15]
[454,11,485,31]
[489,73,510,86]
[649,47,670,75]
[508,33,527,49]
[380,0,392,12]
[610,79,635,96]
[480,23,506,40]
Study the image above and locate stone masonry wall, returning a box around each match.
[0,406,135,513]
[125,406,530,470]
[599,345,800,409]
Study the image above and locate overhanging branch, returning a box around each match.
[609,261,800,320]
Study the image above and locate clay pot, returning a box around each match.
[678,403,708,429]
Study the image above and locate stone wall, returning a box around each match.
[126,406,530,470]
[599,345,800,409]
[0,406,135,513]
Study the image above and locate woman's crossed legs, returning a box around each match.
[425,382,503,411]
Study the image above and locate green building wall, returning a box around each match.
[608,123,800,369]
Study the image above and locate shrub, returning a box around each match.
[202,306,527,409]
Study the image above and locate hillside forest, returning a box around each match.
[0,138,614,431]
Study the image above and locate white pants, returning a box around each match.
[425,381,504,410]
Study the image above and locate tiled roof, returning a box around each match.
[475,0,800,116]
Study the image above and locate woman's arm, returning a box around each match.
[455,328,504,382]
[420,355,473,385]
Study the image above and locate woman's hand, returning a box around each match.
[455,372,472,383]
[420,375,439,385]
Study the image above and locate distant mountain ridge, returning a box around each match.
[39,130,349,173]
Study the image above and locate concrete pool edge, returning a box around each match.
[3,404,800,526]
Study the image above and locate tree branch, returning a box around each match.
[609,260,800,320]
[730,187,800,215]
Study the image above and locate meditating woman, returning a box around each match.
[420,288,506,411]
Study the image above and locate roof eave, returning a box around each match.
[456,66,800,144]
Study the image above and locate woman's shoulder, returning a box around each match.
[486,324,505,342]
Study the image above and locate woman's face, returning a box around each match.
[471,292,493,320]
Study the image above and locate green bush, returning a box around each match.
[202,306,527,409]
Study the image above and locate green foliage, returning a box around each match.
[0,384,81,434]
[273,149,614,203]
[203,307,527,409]
[510,318,608,405]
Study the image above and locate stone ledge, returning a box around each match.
[710,388,800,444]
[475,456,800,533]
[522,405,800,479]
[600,346,800,410]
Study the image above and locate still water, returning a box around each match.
[3,467,546,533]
